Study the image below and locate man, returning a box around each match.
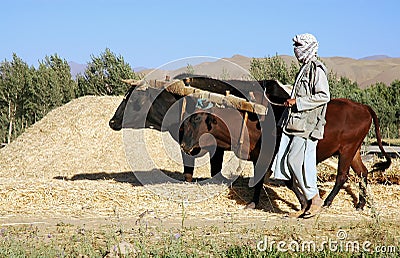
[271,33,330,218]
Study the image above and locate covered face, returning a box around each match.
[293,33,319,63]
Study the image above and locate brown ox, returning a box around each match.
[180,98,391,210]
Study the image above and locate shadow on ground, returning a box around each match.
[54,170,298,214]
[54,169,370,213]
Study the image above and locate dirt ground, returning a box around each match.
[1,96,399,252]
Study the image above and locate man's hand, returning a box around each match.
[284,98,296,107]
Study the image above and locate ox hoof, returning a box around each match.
[245,202,256,209]
[286,209,306,218]
[323,200,332,208]
[183,173,193,182]
[355,203,365,211]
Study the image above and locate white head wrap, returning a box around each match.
[293,33,319,63]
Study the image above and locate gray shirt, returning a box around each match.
[280,59,330,139]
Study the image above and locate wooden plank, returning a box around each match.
[362,145,400,154]
[165,82,268,115]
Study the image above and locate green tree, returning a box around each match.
[77,48,137,96]
[0,54,34,143]
[328,73,362,102]
[250,55,298,85]
[0,53,77,144]
[391,81,400,137]
[185,63,195,76]
[361,82,399,138]
[27,54,77,122]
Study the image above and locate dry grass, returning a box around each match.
[317,156,400,184]
[0,96,399,245]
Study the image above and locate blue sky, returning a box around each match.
[2,0,399,69]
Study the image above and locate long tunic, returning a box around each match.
[270,59,330,200]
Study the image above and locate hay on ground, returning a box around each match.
[0,96,399,223]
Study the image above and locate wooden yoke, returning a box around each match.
[121,78,268,115]
[165,80,267,115]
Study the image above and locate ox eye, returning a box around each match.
[192,116,202,123]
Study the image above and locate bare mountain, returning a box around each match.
[68,61,86,78]
[72,54,400,88]
[134,66,148,72]
[358,55,392,60]
[180,55,400,88]
[320,56,400,88]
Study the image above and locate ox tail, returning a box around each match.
[366,105,392,172]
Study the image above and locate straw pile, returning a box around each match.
[0,96,399,225]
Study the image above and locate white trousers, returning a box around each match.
[271,133,319,200]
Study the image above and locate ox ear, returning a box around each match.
[205,115,217,131]
[211,117,217,124]
[275,80,293,96]
[121,79,149,92]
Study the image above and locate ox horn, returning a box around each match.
[121,79,146,86]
